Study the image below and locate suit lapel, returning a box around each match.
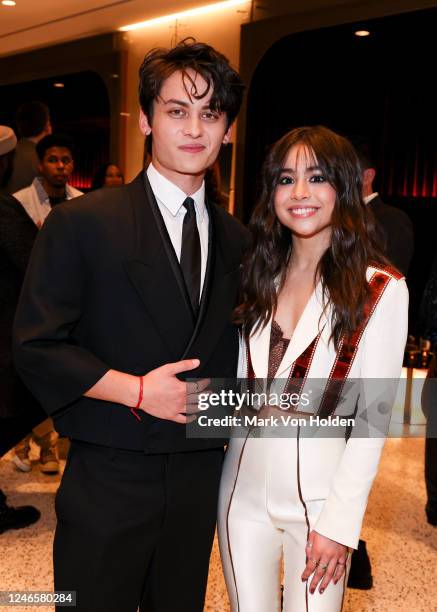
[275,282,327,377]
[142,174,195,321]
[122,173,195,360]
[248,282,327,379]
[182,202,241,365]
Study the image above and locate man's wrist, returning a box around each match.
[126,373,142,407]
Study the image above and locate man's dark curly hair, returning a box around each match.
[138,38,244,129]
[36,134,74,161]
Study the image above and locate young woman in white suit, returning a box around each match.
[218,126,408,612]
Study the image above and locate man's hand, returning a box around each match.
[301,530,349,595]
[140,359,209,423]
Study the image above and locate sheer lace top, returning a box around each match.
[268,320,291,379]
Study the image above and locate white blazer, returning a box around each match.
[226,265,409,548]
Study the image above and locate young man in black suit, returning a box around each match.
[13,41,247,612]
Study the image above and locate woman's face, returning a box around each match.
[104,165,124,187]
[273,145,337,240]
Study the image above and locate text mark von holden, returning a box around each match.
[197,415,355,428]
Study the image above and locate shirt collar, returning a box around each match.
[33,176,77,204]
[33,177,49,205]
[146,162,206,223]
[364,192,379,204]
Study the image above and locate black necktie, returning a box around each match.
[180,197,201,316]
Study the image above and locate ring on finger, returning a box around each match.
[319,564,328,571]
[310,557,318,565]
[334,562,344,577]
[193,382,199,393]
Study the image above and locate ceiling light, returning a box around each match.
[53,82,65,88]
[355,30,370,37]
[2,1,17,6]
[120,0,248,31]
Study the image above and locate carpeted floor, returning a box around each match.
[0,437,435,612]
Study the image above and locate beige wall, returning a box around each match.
[120,1,250,203]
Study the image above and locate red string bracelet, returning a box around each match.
[130,376,143,422]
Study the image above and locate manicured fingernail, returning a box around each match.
[310,589,315,594]
[301,577,305,582]
[320,588,324,594]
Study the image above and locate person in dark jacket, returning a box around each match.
[418,250,437,347]
[6,101,51,194]
[347,137,414,590]
[422,354,437,526]
[13,41,247,612]
[353,137,414,277]
[0,126,42,533]
[419,249,437,526]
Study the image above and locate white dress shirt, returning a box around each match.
[147,163,209,299]
[364,191,378,204]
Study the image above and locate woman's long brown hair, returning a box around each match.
[234,126,389,349]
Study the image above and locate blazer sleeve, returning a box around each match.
[314,277,409,549]
[12,205,110,416]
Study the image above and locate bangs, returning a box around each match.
[294,139,336,182]
[291,143,319,170]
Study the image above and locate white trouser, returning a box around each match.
[218,434,351,612]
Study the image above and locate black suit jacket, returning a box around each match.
[0,192,46,455]
[368,195,414,276]
[0,192,38,418]
[13,173,249,453]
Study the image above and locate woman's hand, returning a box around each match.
[301,530,349,595]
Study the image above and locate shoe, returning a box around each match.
[426,503,437,526]
[347,539,373,590]
[39,446,59,475]
[11,449,31,473]
[0,502,40,534]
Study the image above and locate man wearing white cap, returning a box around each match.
[0,125,42,533]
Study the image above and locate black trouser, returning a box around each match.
[54,441,224,612]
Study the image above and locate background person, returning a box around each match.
[0,125,42,533]
[352,136,414,277]
[419,251,437,527]
[13,133,82,228]
[91,162,124,190]
[11,133,82,474]
[421,354,437,527]
[6,101,52,194]
[346,136,415,590]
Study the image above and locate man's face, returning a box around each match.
[139,69,231,184]
[38,146,74,188]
